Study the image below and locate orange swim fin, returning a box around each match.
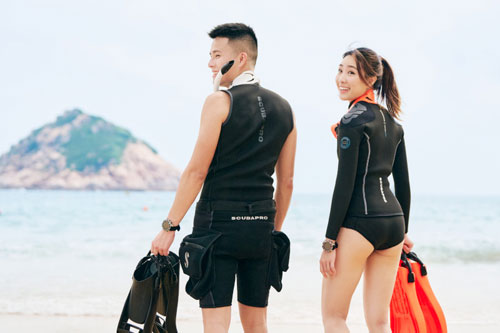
[407,252,447,333]
[390,253,427,332]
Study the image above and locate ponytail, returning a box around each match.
[378,57,401,119]
[344,48,403,120]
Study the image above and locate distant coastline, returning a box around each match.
[0,109,180,191]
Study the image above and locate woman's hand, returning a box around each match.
[320,250,337,278]
[151,230,176,256]
[403,234,414,254]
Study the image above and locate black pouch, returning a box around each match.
[269,230,291,292]
[179,228,222,300]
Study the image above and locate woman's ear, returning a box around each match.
[368,76,377,88]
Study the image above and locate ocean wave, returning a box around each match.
[415,246,500,263]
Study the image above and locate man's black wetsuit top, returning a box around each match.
[192,75,293,308]
[200,82,294,202]
[326,91,410,241]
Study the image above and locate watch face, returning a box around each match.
[162,220,169,230]
[322,241,332,251]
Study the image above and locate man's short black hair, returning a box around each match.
[208,23,258,64]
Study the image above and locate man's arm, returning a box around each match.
[274,113,297,231]
[166,91,229,223]
[151,91,230,255]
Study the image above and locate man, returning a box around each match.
[151,23,296,333]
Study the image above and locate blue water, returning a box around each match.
[0,190,499,316]
[2,190,499,263]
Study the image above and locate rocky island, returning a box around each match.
[0,109,180,190]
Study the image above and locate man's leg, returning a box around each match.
[236,235,272,333]
[199,234,238,333]
[202,306,231,333]
[239,303,267,333]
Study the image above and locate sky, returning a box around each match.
[1,0,499,195]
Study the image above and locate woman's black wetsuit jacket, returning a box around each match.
[325,99,411,240]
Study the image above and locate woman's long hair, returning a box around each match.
[343,48,402,119]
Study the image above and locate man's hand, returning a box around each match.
[151,230,176,256]
[320,250,337,279]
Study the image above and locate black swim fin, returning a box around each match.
[117,251,180,333]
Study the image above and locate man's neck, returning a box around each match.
[230,70,260,88]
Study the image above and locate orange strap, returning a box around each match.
[331,89,377,139]
[348,89,377,110]
[330,122,340,139]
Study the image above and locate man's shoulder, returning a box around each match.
[202,91,231,123]
[228,84,292,112]
[206,91,231,104]
[257,85,292,109]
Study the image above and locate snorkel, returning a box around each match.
[213,60,235,92]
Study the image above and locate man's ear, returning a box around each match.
[237,52,248,68]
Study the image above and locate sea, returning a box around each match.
[1,189,499,327]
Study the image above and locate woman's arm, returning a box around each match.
[392,135,411,233]
[321,122,363,279]
[325,124,363,240]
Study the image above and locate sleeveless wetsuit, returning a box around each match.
[326,89,410,250]
[195,72,294,308]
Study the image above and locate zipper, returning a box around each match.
[379,108,387,137]
[183,241,204,250]
[362,133,371,215]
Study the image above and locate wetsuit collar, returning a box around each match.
[230,71,260,88]
[331,89,377,139]
[348,89,377,110]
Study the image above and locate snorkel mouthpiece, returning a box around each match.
[221,60,234,74]
[213,60,235,91]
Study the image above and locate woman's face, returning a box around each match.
[336,55,372,101]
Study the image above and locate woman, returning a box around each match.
[320,47,414,333]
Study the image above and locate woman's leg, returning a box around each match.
[202,306,231,333]
[363,241,403,333]
[322,227,374,333]
[239,303,267,333]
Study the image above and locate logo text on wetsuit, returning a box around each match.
[340,136,351,149]
[257,96,267,143]
[231,215,269,221]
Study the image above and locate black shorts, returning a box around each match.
[343,215,405,250]
[194,200,276,308]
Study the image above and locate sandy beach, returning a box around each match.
[0,314,497,332]
[1,314,498,332]
[2,191,499,332]
[2,262,499,332]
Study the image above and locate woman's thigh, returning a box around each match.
[363,241,403,323]
[322,227,374,318]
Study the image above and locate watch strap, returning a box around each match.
[322,239,338,252]
[162,218,180,232]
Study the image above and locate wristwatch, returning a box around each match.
[322,239,338,252]
[161,218,180,232]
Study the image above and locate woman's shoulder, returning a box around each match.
[340,101,376,129]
